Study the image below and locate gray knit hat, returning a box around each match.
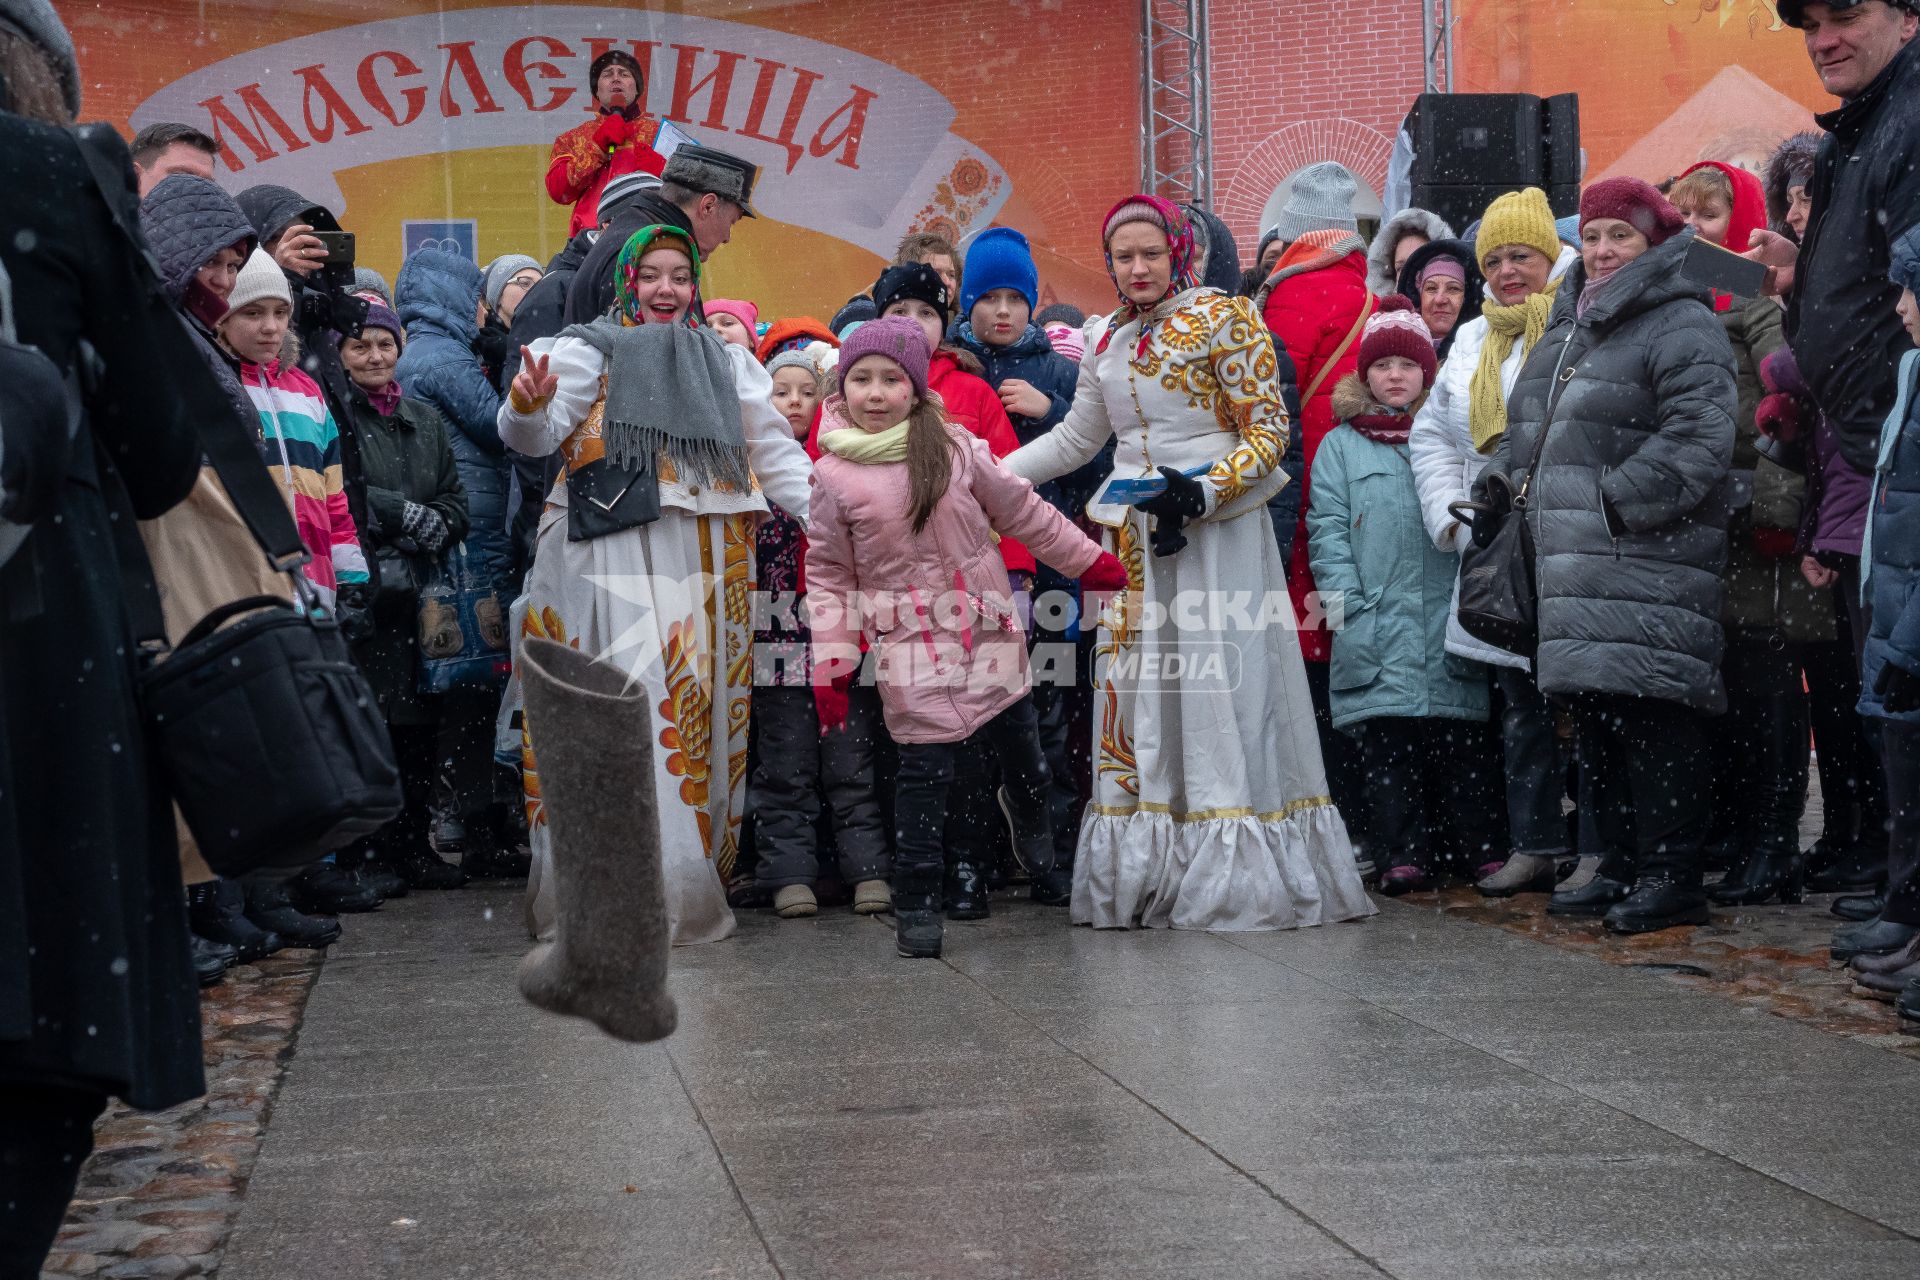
[0,0,80,118]
[482,254,541,309]
[1269,162,1359,243]
[352,267,392,304]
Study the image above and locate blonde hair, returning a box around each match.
[1668,167,1732,213]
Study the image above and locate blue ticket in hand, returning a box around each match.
[1099,465,1211,507]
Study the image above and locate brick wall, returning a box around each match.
[1205,0,1430,259]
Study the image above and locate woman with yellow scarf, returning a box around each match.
[1407,189,1580,898]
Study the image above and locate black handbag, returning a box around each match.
[1449,332,1578,657]
[78,138,402,876]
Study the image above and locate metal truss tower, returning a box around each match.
[1141,0,1211,206]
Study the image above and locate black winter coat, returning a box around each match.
[1,121,212,1110]
[339,387,469,726]
[1486,234,1738,714]
[1786,36,1920,474]
[564,191,698,325]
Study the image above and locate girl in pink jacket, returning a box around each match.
[806,317,1128,958]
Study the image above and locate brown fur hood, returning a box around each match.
[1331,372,1427,424]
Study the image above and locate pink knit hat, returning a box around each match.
[705,298,759,332]
[1356,296,1437,387]
[1579,177,1687,247]
[836,315,931,399]
[1044,321,1085,364]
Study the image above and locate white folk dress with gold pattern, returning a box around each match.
[500,337,812,946]
[1005,288,1376,930]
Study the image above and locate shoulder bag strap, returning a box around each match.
[1302,293,1376,404]
[69,129,310,574]
[1514,329,1580,508]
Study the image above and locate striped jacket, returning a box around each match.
[237,360,369,602]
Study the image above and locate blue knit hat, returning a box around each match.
[959,227,1039,318]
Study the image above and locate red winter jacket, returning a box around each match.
[1262,248,1371,662]
[807,348,1035,575]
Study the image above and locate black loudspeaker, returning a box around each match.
[1412,184,1533,236]
[1544,93,1581,187]
[1406,94,1544,188]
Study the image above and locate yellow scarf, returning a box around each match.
[821,420,910,463]
[1469,277,1562,455]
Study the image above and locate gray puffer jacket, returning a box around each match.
[1484,233,1738,713]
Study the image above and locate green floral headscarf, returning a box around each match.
[613,224,702,325]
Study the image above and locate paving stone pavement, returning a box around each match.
[188,883,1920,1280]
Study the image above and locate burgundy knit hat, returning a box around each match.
[1580,177,1687,247]
[1356,296,1437,387]
[836,315,931,400]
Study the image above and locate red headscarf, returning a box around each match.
[1097,193,1200,358]
[1679,160,1769,312]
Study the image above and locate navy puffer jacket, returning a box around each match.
[1858,226,1920,724]
[393,248,513,597]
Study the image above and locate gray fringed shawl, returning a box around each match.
[555,319,751,490]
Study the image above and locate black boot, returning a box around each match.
[287,862,383,914]
[1604,876,1710,934]
[395,847,468,890]
[1833,892,1887,921]
[1030,864,1072,907]
[1897,976,1920,1031]
[188,881,282,961]
[350,860,410,901]
[462,812,533,879]
[1709,848,1805,906]
[1831,917,1920,962]
[244,880,342,949]
[1547,874,1632,918]
[192,932,237,987]
[1806,840,1888,894]
[896,906,943,958]
[943,861,990,920]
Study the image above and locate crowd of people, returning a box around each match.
[4,0,1920,1271]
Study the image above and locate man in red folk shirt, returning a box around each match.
[546,49,666,237]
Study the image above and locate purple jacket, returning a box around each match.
[1769,347,1871,559]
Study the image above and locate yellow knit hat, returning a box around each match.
[1475,188,1560,270]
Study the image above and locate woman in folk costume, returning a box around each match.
[1003,195,1375,931]
[500,225,811,945]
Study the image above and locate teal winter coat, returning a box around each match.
[1308,377,1492,731]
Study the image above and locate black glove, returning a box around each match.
[1875,660,1920,714]
[1139,466,1206,559]
[471,317,513,380]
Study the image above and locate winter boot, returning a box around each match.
[1833,892,1888,922]
[345,853,409,901]
[395,848,468,891]
[243,879,342,949]
[895,907,943,958]
[852,879,892,915]
[1030,863,1072,906]
[1547,873,1632,918]
[1896,976,1920,1031]
[1831,917,1920,963]
[514,639,676,1043]
[1378,865,1436,896]
[1476,853,1560,898]
[1806,839,1888,894]
[192,932,237,987]
[1603,876,1710,934]
[774,884,819,919]
[188,881,282,962]
[1709,847,1805,906]
[944,860,990,920]
[287,862,382,914]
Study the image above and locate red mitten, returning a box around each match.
[1751,526,1797,560]
[1079,550,1130,593]
[1754,391,1803,444]
[812,673,852,736]
[592,114,632,150]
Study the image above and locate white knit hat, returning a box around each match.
[226,247,292,314]
[1269,162,1359,243]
